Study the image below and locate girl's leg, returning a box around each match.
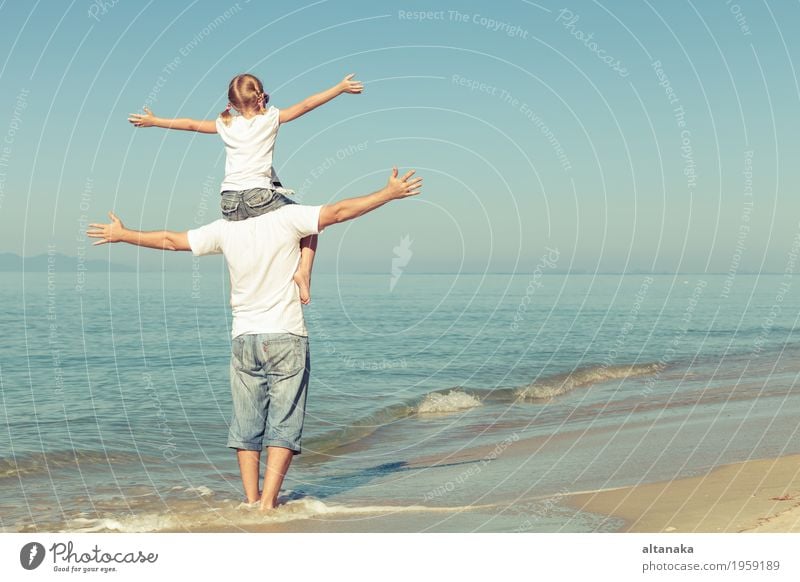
[293,234,317,304]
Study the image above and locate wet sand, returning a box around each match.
[566,454,800,532]
[165,428,800,533]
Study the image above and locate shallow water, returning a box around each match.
[1,272,799,531]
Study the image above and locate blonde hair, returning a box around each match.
[219,73,267,126]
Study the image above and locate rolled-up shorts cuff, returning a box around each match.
[227,439,262,451]
[265,438,302,455]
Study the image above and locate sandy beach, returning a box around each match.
[566,454,800,533]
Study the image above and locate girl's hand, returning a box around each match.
[339,74,363,94]
[128,106,156,127]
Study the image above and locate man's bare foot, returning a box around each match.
[244,492,261,505]
[293,270,311,304]
[259,499,279,512]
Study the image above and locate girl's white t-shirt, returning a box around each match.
[216,107,281,192]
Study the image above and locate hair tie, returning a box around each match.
[225,103,232,112]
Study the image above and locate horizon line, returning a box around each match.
[6,269,790,276]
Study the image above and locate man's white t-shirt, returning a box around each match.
[216,107,281,192]
[187,205,322,338]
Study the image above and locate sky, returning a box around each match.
[0,0,798,273]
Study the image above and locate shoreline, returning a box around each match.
[565,453,800,532]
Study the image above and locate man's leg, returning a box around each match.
[237,449,261,504]
[227,334,270,504]
[260,446,294,510]
[260,333,310,511]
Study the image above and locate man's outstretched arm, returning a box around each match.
[318,168,423,230]
[87,212,191,251]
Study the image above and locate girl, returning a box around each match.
[128,73,363,303]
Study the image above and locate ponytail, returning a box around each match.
[219,102,233,126]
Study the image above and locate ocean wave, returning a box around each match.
[3,363,665,478]
[303,403,416,457]
[303,390,485,456]
[303,362,663,455]
[510,362,665,401]
[180,485,214,497]
[0,450,150,480]
[416,390,483,414]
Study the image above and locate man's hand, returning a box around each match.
[338,73,363,94]
[87,211,126,245]
[317,167,423,230]
[128,106,156,128]
[385,167,423,199]
[86,212,191,251]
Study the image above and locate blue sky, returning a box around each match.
[0,0,798,273]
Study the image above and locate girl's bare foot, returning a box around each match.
[293,270,311,304]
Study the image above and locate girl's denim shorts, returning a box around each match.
[220,187,295,221]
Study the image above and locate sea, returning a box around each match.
[1,269,799,532]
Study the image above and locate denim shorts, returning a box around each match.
[220,187,295,221]
[227,332,310,454]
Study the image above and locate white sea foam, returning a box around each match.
[185,485,214,497]
[67,516,173,533]
[62,497,490,532]
[416,390,483,414]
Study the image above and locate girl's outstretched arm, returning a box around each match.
[279,74,363,124]
[128,107,218,134]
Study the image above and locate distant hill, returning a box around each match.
[0,252,136,272]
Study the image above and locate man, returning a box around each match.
[87,168,422,511]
